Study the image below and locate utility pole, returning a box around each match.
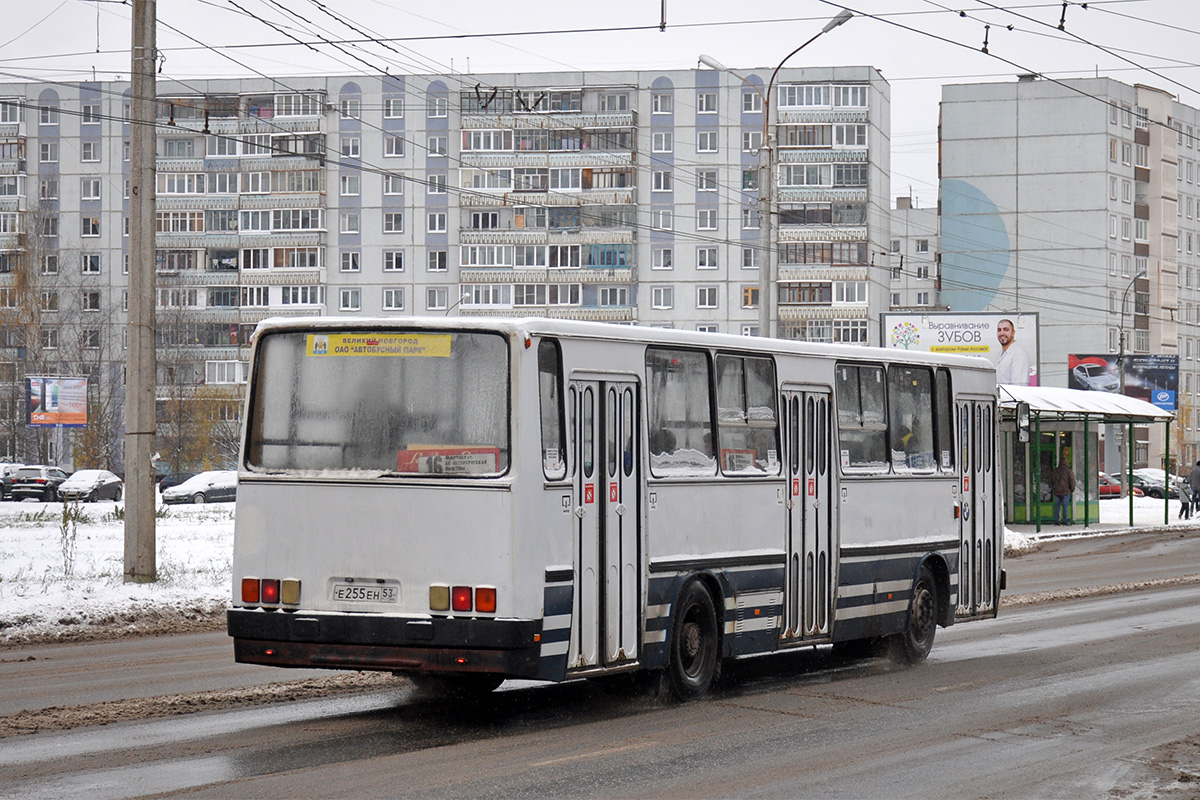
[125,0,157,582]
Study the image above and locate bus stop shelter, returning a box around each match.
[998,384,1175,531]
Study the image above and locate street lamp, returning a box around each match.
[699,8,853,338]
[1116,267,1146,496]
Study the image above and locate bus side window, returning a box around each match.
[715,354,780,476]
[538,339,567,480]
[646,347,716,477]
[835,364,887,472]
[888,365,935,474]
[934,369,954,471]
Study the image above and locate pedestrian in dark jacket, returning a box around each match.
[1179,481,1193,520]
[1048,457,1076,525]
[1189,461,1200,514]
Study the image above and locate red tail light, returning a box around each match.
[261,579,281,604]
[451,585,472,612]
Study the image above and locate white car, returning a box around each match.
[1072,363,1120,393]
[162,470,238,504]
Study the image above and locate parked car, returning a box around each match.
[1098,472,1143,498]
[157,472,196,493]
[162,470,237,505]
[59,469,124,502]
[0,462,23,500]
[10,465,70,502]
[1125,469,1179,499]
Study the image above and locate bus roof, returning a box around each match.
[251,315,997,374]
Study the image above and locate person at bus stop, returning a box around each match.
[1048,456,1076,525]
[1179,478,1193,520]
[1189,460,1200,514]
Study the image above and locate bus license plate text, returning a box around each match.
[331,584,398,603]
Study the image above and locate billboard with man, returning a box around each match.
[882,312,1040,386]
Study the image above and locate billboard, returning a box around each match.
[26,377,88,427]
[882,312,1040,386]
[1068,354,1178,410]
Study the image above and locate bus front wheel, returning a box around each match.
[667,580,720,701]
[891,564,939,664]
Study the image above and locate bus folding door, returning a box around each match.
[782,388,834,640]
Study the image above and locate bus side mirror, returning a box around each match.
[1016,402,1030,444]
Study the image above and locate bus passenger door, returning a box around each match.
[783,389,834,640]
[957,398,997,616]
[569,378,640,669]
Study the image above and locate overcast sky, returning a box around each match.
[1,0,1196,204]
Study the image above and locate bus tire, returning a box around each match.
[891,564,938,664]
[667,580,720,701]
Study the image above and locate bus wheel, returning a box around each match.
[404,672,503,697]
[891,564,938,664]
[667,581,719,701]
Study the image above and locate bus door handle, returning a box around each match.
[575,506,586,518]
[615,503,627,515]
[786,498,794,510]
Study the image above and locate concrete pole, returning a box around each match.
[124,0,157,582]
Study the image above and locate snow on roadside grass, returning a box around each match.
[0,499,232,645]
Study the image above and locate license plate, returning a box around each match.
[331,583,398,603]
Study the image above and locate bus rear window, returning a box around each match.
[246,330,509,476]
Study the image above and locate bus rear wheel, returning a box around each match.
[667,580,720,701]
[891,564,939,664]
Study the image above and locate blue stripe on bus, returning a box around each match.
[537,580,574,682]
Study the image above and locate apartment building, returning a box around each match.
[887,195,940,312]
[0,67,890,470]
[940,75,1200,467]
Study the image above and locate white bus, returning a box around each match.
[228,317,1003,699]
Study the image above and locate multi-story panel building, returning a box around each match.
[888,195,940,311]
[940,75,1199,467]
[0,66,890,470]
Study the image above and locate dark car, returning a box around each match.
[11,465,70,502]
[157,472,196,493]
[0,462,23,500]
[162,470,237,504]
[59,469,124,502]
[1125,471,1176,499]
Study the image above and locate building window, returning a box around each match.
[697,286,718,309]
[385,135,405,157]
[384,97,404,118]
[697,170,717,191]
[340,251,360,272]
[82,290,101,311]
[40,106,59,125]
[697,247,718,268]
[697,209,717,230]
[383,288,405,310]
[81,178,101,201]
[652,132,673,153]
[42,255,58,275]
[340,175,360,196]
[599,286,628,307]
[427,94,448,118]
[428,135,448,156]
[81,217,100,237]
[742,208,760,229]
[340,212,360,234]
[697,92,717,113]
[42,216,58,237]
[339,288,361,311]
[916,291,930,305]
[653,248,673,270]
[81,253,101,274]
[652,170,673,192]
[915,239,929,253]
[383,174,404,194]
[652,209,672,230]
[742,247,760,269]
[81,141,100,162]
[338,98,360,119]
[384,251,404,272]
[42,291,59,312]
[742,131,762,152]
[426,286,448,310]
[384,212,404,233]
[742,286,759,308]
[341,137,360,158]
[39,142,58,163]
[427,212,447,232]
[42,328,58,350]
[652,93,672,114]
[651,286,674,309]
[697,131,718,152]
[428,250,448,272]
[743,91,762,113]
[428,174,447,194]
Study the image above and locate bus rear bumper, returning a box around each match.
[227,608,541,678]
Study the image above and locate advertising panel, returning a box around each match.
[882,312,1040,386]
[26,377,88,427]
[1067,354,1178,410]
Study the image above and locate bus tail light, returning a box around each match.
[281,578,301,605]
[429,584,450,611]
[452,585,472,612]
[475,587,496,613]
[261,579,281,604]
[241,577,260,604]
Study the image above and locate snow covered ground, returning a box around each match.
[0,493,1188,646]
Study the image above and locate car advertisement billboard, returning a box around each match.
[26,376,88,427]
[881,312,1040,386]
[1068,354,1177,410]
